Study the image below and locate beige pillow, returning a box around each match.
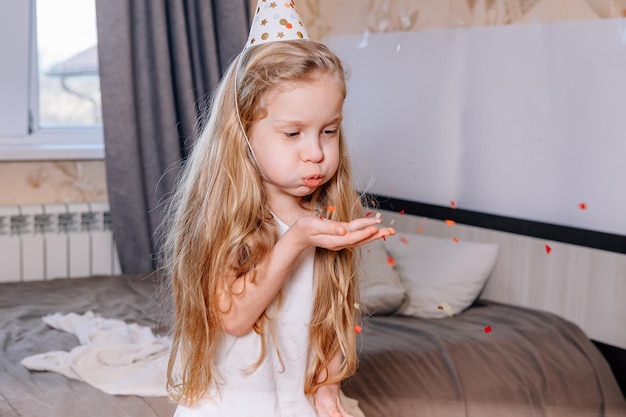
[358,239,407,315]
[384,232,499,319]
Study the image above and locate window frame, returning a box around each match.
[0,0,104,161]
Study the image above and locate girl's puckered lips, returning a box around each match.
[304,176,323,188]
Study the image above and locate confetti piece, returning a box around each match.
[450,201,457,209]
[365,211,372,217]
[484,325,492,333]
[399,236,409,244]
[375,212,382,219]
[327,205,336,212]
[453,237,459,243]
[437,301,455,317]
[382,235,386,241]
[354,325,362,334]
[354,303,360,310]
[417,227,423,233]
[386,255,395,268]
[399,210,405,215]
[545,244,552,254]
[579,203,587,210]
[390,219,396,225]
[444,219,456,226]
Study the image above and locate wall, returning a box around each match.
[0,161,107,205]
[2,0,625,206]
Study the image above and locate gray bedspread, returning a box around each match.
[343,302,626,417]
[1,274,624,417]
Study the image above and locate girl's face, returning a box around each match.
[249,73,343,209]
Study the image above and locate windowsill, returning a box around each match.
[0,129,105,161]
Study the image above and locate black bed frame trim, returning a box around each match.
[593,341,626,398]
[365,194,626,255]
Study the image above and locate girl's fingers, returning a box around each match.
[345,217,382,232]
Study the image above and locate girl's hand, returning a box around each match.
[314,385,354,417]
[290,215,395,251]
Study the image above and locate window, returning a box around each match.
[0,0,104,161]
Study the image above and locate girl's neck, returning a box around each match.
[268,196,315,226]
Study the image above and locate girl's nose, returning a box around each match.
[301,136,324,162]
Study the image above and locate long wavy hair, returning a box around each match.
[162,40,361,406]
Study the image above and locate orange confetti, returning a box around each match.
[354,325,362,334]
[484,325,492,334]
[450,200,457,209]
[437,301,455,317]
[399,236,409,244]
[579,203,587,210]
[417,227,423,233]
[327,205,336,212]
[444,219,456,226]
[453,237,459,243]
[545,244,552,254]
[386,255,395,268]
[399,210,405,215]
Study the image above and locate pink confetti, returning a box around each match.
[399,210,405,215]
[365,211,372,217]
[399,236,409,244]
[545,244,552,254]
[484,325,492,334]
[579,203,587,210]
[450,201,457,209]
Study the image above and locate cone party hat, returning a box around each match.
[245,0,310,50]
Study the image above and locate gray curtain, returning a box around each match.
[95,1,249,273]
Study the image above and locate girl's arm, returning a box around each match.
[218,215,394,336]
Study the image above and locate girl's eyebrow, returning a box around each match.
[274,115,343,126]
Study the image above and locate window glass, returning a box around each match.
[36,0,101,128]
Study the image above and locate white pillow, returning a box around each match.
[358,239,407,315]
[383,232,499,319]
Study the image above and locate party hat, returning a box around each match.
[245,0,310,50]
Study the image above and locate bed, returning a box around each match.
[1,233,624,417]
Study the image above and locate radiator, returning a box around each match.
[0,202,121,283]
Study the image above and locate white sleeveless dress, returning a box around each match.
[174,217,319,417]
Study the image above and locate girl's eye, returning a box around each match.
[285,132,300,138]
[323,129,338,137]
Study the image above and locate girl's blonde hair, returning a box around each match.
[163,40,361,406]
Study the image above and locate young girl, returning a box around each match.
[162,4,395,417]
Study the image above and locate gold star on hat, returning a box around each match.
[244,0,310,50]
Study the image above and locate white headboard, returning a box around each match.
[325,18,626,236]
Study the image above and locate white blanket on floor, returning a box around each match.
[21,311,171,396]
[20,312,366,417]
